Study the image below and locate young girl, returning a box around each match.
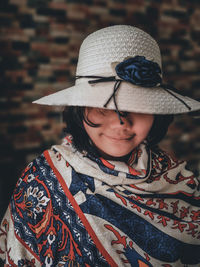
[0,25,200,267]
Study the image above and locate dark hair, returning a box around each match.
[62,106,174,152]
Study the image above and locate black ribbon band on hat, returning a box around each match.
[76,75,118,83]
[75,75,191,123]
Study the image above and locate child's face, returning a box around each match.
[83,108,154,160]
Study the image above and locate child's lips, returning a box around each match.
[104,134,135,141]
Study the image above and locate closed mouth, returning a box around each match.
[104,134,135,141]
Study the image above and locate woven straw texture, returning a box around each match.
[34,25,200,114]
[76,25,161,79]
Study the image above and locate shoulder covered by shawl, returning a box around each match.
[0,154,50,265]
[147,145,200,193]
[0,152,82,266]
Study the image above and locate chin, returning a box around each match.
[110,151,130,157]
[100,149,134,160]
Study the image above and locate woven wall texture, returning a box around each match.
[0,0,200,219]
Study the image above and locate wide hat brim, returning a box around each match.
[33,81,200,114]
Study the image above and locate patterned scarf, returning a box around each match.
[0,136,200,266]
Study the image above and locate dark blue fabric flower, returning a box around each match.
[115,56,162,87]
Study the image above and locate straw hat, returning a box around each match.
[33,25,200,114]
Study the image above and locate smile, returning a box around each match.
[104,134,135,141]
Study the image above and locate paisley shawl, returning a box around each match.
[0,136,200,266]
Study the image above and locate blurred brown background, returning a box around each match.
[0,0,200,220]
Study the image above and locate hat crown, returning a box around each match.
[76,25,162,80]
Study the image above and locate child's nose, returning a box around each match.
[109,111,132,128]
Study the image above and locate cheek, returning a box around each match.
[85,108,105,125]
[136,117,154,137]
[83,121,101,141]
